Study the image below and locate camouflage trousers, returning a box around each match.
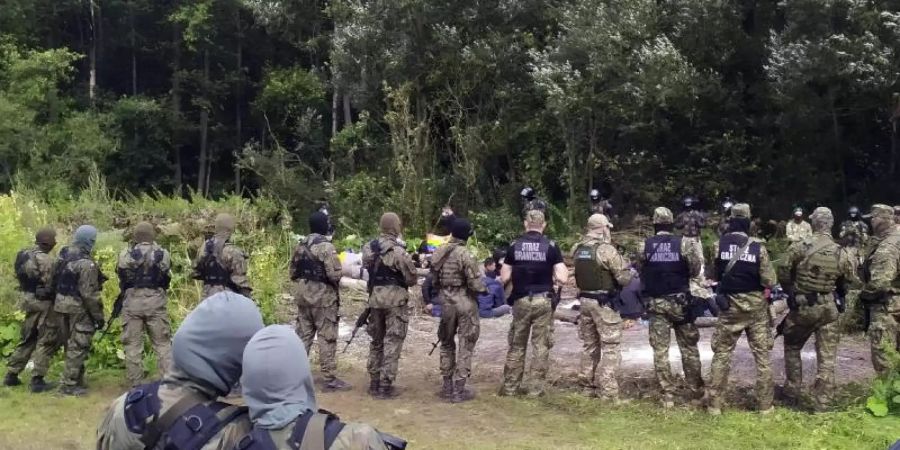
[867,303,900,375]
[781,295,840,409]
[28,310,63,378]
[648,297,703,400]
[6,306,55,375]
[708,305,773,411]
[366,306,409,384]
[577,298,622,399]
[438,297,480,380]
[58,312,97,388]
[296,305,340,381]
[501,294,553,395]
[122,307,172,386]
[683,237,709,298]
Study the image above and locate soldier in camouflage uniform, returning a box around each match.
[520,186,547,217]
[778,207,856,411]
[839,206,869,249]
[786,208,813,243]
[362,213,418,399]
[289,211,350,391]
[116,222,172,387]
[571,214,632,402]
[52,225,105,396]
[860,204,900,375]
[589,189,614,218]
[638,208,704,408]
[191,213,252,298]
[431,218,486,403]
[707,204,778,414]
[675,196,709,299]
[499,210,568,397]
[4,228,57,391]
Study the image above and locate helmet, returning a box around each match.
[722,197,734,212]
[589,189,600,202]
[683,196,695,208]
[793,207,803,217]
[848,206,860,218]
[520,187,536,201]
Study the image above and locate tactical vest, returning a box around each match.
[236,411,345,450]
[14,248,40,293]
[290,236,329,283]
[368,240,408,288]
[121,246,169,290]
[714,234,763,294]
[199,239,233,287]
[794,237,841,294]
[433,245,464,288]
[641,234,690,297]
[573,242,615,293]
[509,233,555,301]
[55,246,88,297]
[123,381,247,450]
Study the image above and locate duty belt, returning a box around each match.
[662,292,689,305]
[580,291,613,304]
[795,292,830,307]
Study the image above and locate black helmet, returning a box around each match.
[683,196,695,208]
[848,206,860,218]
[589,189,600,202]
[520,187,536,201]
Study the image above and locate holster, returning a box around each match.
[786,294,799,311]
[714,293,731,313]
[581,292,617,311]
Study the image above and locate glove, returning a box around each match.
[94,318,106,331]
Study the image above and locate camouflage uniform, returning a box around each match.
[431,237,486,398]
[191,213,251,298]
[675,209,709,298]
[53,243,105,391]
[860,205,900,375]
[707,204,777,413]
[639,208,704,404]
[523,198,548,217]
[779,208,856,410]
[362,219,417,397]
[786,220,813,243]
[573,214,633,400]
[590,199,613,217]
[116,230,173,386]
[290,233,343,384]
[839,219,869,249]
[6,244,57,380]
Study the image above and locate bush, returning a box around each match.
[866,346,900,417]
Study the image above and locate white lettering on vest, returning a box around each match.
[649,242,680,262]
[515,242,547,262]
[719,244,757,263]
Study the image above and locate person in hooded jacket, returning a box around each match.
[96,291,265,450]
[191,213,252,298]
[235,325,396,450]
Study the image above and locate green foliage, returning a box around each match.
[0,313,22,357]
[866,346,900,417]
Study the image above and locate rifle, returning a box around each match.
[99,291,125,340]
[550,285,563,311]
[343,307,371,353]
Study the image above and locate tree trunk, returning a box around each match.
[331,90,339,136]
[197,49,210,196]
[171,24,183,195]
[88,0,98,106]
[234,9,243,195]
[129,0,137,95]
[343,93,352,127]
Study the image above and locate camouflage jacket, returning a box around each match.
[430,238,486,304]
[861,229,900,311]
[781,232,857,294]
[675,210,707,238]
[53,246,104,321]
[523,198,548,216]
[572,235,634,290]
[117,242,172,314]
[839,219,869,247]
[711,233,777,314]
[590,200,613,217]
[191,236,251,297]
[291,233,342,308]
[16,246,56,312]
[362,235,417,309]
[636,232,703,284]
[786,220,813,243]
[249,417,388,450]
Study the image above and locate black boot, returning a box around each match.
[323,377,352,392]
[439,376,453,400]
[3,372,21,387]
[376,381,399,400]
[451,378,475,403]
[30,376,54,393]
[368,378,381,397]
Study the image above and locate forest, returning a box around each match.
[3,0,900,237]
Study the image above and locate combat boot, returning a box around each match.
[451,378,475,403]
[376,381,399,400]
[59,385,88,397]
[3,372,21,387]
[29,376,54,393]
[323,377,352,392]
[439,376,453,400]
[368,378,381,397]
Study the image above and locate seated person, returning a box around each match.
[422,273,442,317]
[479,258,511,318]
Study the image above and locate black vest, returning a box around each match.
[368,240,408,288]
[199,239,232,287]
[14,248,40,293]
[641,234,690,297]
[509,233,553,302]
[55,246,87,297]
[290,236,329,283]
[120,246,169,290]
[714,233,763,294]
